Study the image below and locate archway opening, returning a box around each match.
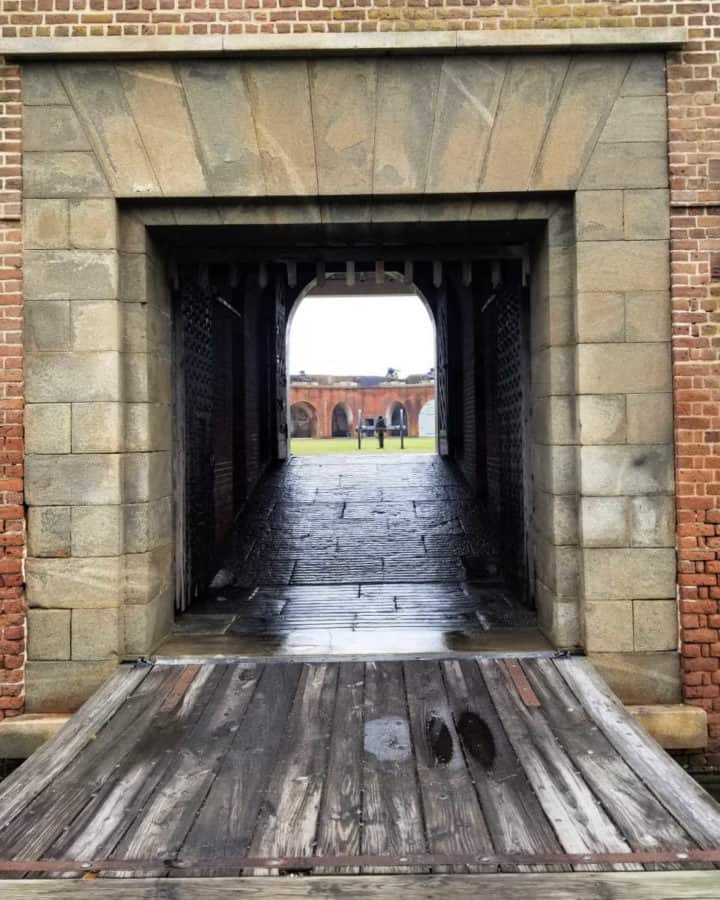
[290,401,319,439]
[287,282,436,456]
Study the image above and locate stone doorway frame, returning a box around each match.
[22,50,676,711]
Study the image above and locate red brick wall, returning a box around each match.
[290,384,435,438]
[0,62,24,724]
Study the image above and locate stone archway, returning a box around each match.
[21,48,677,711]
[331,403,352,438]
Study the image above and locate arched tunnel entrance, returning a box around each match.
[163,220,538,651]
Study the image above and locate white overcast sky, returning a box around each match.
[289,294,435,377]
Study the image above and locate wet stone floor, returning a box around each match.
[159,454,548,658]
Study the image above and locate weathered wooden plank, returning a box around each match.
[46,664,229,871]
[180,662,303,875]
[314,661,364,874]
[556,657,720,848]
[249,663,338,868]
[0,665,149,830]
[361,660,427,874]
[442,659,565,873]
[522,658,699,869]
[0,666,183,860]
[403,660,494,873]
[107,663,258,875]
[6,871,720,898]
[478,659,640,871]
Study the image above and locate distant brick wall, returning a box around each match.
[0,63,24,723]
[290,384,435,439]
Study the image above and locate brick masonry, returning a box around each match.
[289,383,436,439]
[0,3,718,752]
[0,61,23,725]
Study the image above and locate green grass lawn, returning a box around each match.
[291,437,437,455]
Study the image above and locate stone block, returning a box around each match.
[621,54,665,97]
[426,56,506,194]
[25,301,71,351]
[27,506,71,558]
[589,651,681,705]
[481,55,567,191]
[122,451,172,503]
[119,253,150,302]
[533,444,578,496]
[24,199,68,249]
[125,545,172,604]
[69,199,118,250]
[25,403,71,454]
[575,191,623,241]
[22,64,69,105]
[535,581,580,648]
[533,490,578,546]
[580,444,674,496]
[625,292,671,342]
[26,556,123,609]
[624,189,670,240]
[576,241,669,293]
[126,403,172,452]
[576,293,624,343]
[577,343,671,394]
[72,506,124,557]
[70,301,121,352]
[24,106,90,152]
[71,402,123,453]
[24,250,118,301]
[585,600,634,652]
[24,151,110,199]
[583,548,676,601]
[124,498,173,554]
[60,64,160,196]
[71,607,122,660]
[124,351,171,404]
[25,660,118,713]
[634,599,678,652]
[534,538,579,600]
[532,347,574,398]
[578,395,626,444]
[28,608,71,661]
[0,714,71,760]
[26,453,122,506]
[630,495,675,548]
[626,392,674,444]
[27,351,120,403]
[534,396,576,445]
[581,497,629,548]
[118,62,208,195]
[629,704,707,751]
[121,303,171,353]
[124,588,174,656]
[580,142,668,190]
[601,96,667,143]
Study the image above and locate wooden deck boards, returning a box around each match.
[1,656,720,892]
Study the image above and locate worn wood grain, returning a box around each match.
[442,659,565,873]
[556,658,720,848]
[522,658,700,869]
[314,661,364,874]
[361,660,427,874]
[478,659,640,871]
[403,660,494,873]
[249,663,338,868]
[0,665,149,832]
[5,872,720,898]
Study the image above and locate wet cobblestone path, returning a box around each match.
[166,455,545,657]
